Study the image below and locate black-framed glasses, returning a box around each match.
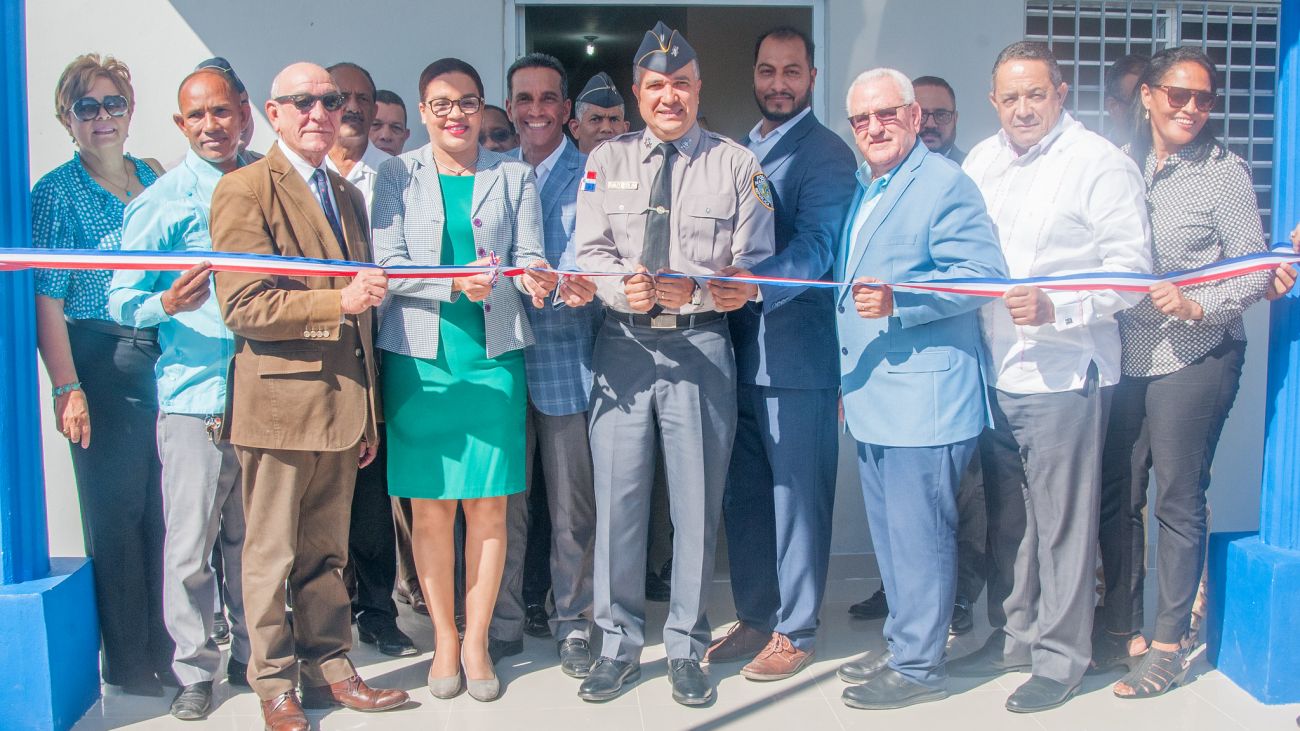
[273,92,346,113]
[920,109,954,125]
[424,95,483,117]
[1155,85,1217,112]
[482,127,514,144]
[70,95,128,122]
[848,104,909,132]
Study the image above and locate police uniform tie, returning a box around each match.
[310,168,349,259]
[641,141,678,274]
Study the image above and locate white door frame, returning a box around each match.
[503,0,829,127]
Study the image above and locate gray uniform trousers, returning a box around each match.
[494,404,598,642]
[589,316,737,663]
[157,411,248,684]
[981,367,1112,687]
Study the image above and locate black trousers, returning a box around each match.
[1098,338,1244,644]
[350,424,399,628]
[67,321,171,685]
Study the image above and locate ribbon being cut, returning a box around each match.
[0,245,1295,297]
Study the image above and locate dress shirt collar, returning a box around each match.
[854,157,903,198]
[532,135,570,190]
[996,111,1076,163]
[277,138,329,184]
[640,122,705,162]
[181,148,230,189]
[747,106,812,159]
[325,142,393,183]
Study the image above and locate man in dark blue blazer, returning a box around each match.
[703,27,857,681]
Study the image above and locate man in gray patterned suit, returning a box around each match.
[575,21,775,706]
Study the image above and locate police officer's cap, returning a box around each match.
[576,72,623,108]
[635,21,697,75]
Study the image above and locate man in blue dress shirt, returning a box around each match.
[703,26,856,682]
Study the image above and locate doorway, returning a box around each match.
[518,4,816,143]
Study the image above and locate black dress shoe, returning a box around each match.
[489,637,524,664]
[842,668,949,710]
[947,635,1031,678]
[524,604,551,638]
[668,659,714,706]
[838,649,893,684]
[169,681,213,721]
[1006,675,1079,713]
[848,588,889,619]
[558,638,593,678]
[226,657,250,688]
[578,657,640,702]
[645,569,671,603]
[358,621,418,657]
[950,597,974,636]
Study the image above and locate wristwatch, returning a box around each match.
[689,277,704,307]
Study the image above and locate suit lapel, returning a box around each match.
[413,146,445,220]
[471,151,502,220]
[837,141,928,305]
[759,112,818,177]
[267,145,342,262]
[542,143,580,220]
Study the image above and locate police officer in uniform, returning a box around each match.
[569,72,631,154]
[574,21,775,707]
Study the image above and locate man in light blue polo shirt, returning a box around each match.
[108,66,248,721]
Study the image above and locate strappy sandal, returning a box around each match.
[1113,646,1191,699]
[1087,630,1147,674]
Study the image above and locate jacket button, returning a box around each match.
[838,305,845,314]
[841,347,848,355]
[473,218,482,228]
[355,348,363,358]
[484,303,492,313]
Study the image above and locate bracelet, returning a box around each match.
[52,381,82,399]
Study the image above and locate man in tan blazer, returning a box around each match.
[211,61,407,731]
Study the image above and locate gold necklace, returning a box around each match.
[435,154,477,176]
[85,156,137,199]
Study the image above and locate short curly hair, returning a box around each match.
[55,53,136,127]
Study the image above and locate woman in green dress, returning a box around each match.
[371,57,556,702]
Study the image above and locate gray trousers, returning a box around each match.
[590,317,736,663]
[982,371,1112,687]
[157,411,248,684]
[494,405,598,642]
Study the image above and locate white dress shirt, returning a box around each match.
[325,141,392,214]
[278,138,340,216]
[746,106,811,163]
[531,136,569,192]
[963,113,1152,395]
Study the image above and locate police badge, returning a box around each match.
[751,173,774,211]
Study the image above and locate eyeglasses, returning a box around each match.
[273,92,347,113]
[482,127,514,144]
[920,109,954,125]
[424,95,484,117]
[70,95,129,122]
[848,104,909,132]
[1155,85,1217,112]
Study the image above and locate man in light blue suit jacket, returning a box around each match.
[832,68,1007,712]
[704,27,857,681]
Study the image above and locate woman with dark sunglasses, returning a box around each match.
[30,53,172,696]
[1096,46,1269,699]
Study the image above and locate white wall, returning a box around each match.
[27,0,1272,564]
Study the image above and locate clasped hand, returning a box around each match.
[623,266,695,312]
[851,277,893,319]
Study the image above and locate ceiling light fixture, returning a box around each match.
[585,35,598,56]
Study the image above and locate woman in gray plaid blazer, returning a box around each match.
[369,57,555,702]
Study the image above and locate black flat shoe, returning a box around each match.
[848,588,889,619]
[358,621,419,657]
[489,637,524,664]
[1006,675,1079,713]
[950,598,974,636]
[947,634,1031,678]
[226,657,250,689]
[524,604,552,638]
[578,657,640,702]
[668,659,713,706]
[842,668,949,710]
[169,681,213,721]
[838,649,893,684]
[558,638,593,679]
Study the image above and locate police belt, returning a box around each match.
[607,309,725,330]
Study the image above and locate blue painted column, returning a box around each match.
[1206,0,1300,704]
[0,3,101,729]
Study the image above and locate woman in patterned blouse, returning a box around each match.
[31,54,172,696]
[1096,46,1269,699]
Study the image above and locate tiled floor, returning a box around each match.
[73,576,1300,730]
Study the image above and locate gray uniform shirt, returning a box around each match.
[575,123,775,314]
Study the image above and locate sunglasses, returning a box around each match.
[482,127,514,144]
[70,95,129,122]
[424,95,484,118]
[848,104,908,132]
[1155,85,1217,112]
[273,92,346,113]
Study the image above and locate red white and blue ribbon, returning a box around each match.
[0,245,1295,298]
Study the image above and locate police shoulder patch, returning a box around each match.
[751,173,774,210]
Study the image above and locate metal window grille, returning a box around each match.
[1026,0,1278,226]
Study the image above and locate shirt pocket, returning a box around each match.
[681,193,736,264]
[602,190,650,260]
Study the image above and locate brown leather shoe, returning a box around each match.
[300,674,409,712]
[704,621,771,664]
[260,691,308,731]
[741,633,814,681]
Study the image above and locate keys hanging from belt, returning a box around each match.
[204,415,223,446]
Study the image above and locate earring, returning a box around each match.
[1143,108,1150,120]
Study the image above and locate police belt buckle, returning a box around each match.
[651,313,677,329]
